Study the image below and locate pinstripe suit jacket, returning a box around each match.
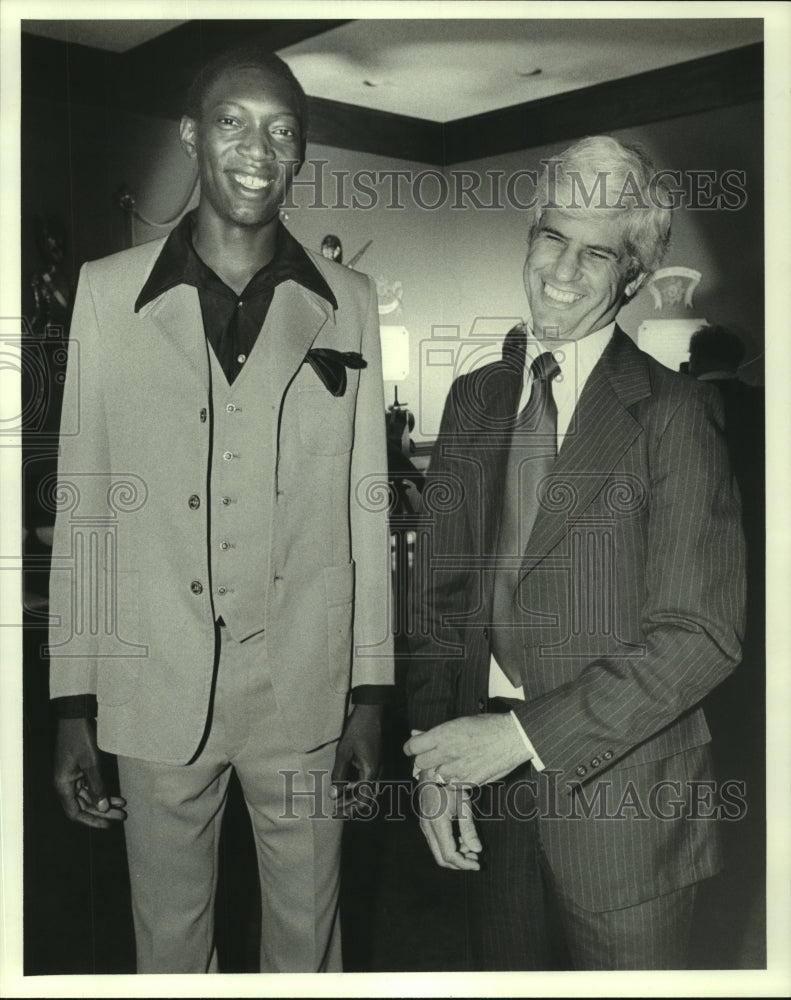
[408,326,746,910]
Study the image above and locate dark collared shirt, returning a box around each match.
[54,214,387,716]
[135,210,337,384]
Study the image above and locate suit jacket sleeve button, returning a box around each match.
[575,765,587,777]
[190,580,203,595]
[603,750,613,760]
[591,757,601,767]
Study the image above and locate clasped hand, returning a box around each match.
[403,714,532,871]
[403,713,531,786]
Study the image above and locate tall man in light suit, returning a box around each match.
[405,136,745,969]
[48,44,393,973]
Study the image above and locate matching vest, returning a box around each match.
[207,345,274,642]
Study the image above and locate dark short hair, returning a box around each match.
[689,324,746,372]
[184,42,309,154]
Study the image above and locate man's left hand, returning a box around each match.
[404,714,531,786]
[330,704,384,813]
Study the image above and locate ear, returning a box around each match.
[624,269,647,299]
[179,116,198,159]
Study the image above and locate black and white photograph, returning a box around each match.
[1,1,789,996]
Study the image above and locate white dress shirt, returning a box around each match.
[489,323,616,768]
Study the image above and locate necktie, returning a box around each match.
[490,351,560,685]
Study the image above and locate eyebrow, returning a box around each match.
[209,100,300,120]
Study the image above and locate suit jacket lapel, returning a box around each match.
[473,360,523,557]
[264,279,334,397]
[138,279,334,397]
[521,327,653,576]
[140,284,210,388]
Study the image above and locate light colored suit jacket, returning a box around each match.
[49,236,393,764]
[408,327,745,910]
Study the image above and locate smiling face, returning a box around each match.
[524,208,646,342]
[180,64,303,231]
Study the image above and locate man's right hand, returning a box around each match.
[53,718,127,829]
[415,775,482,871]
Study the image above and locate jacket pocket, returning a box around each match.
[297,384,355,455]
[324,562,355,693]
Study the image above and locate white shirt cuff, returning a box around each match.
[509,710,546,771]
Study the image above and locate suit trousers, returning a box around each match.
[117,627,343,973]
[466,759,550,971]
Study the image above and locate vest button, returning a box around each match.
[188,494,200,510]
[236,353,246,364]
[190,580,203,595]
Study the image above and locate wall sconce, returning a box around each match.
[380,325,409,382]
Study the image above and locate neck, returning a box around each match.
[191,208,280,294]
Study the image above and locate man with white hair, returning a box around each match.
[406,136,745,969]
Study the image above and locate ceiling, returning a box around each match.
[21,16,763,123]
[279,18,763,122]
[21,19,188,53]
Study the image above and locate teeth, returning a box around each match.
[233,174,271,190]
[543,282,582,304]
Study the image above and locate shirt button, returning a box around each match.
[220,541,230,551]
[226,403,236,413]
[218,586,228,596]
[188,494,200,510]
[223,451,233,461]
[221,497,231,506]
[199,408,207,422]
[190,580,203,595]
[237,354,246,364]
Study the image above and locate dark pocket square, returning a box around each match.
[306,348,367,397]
